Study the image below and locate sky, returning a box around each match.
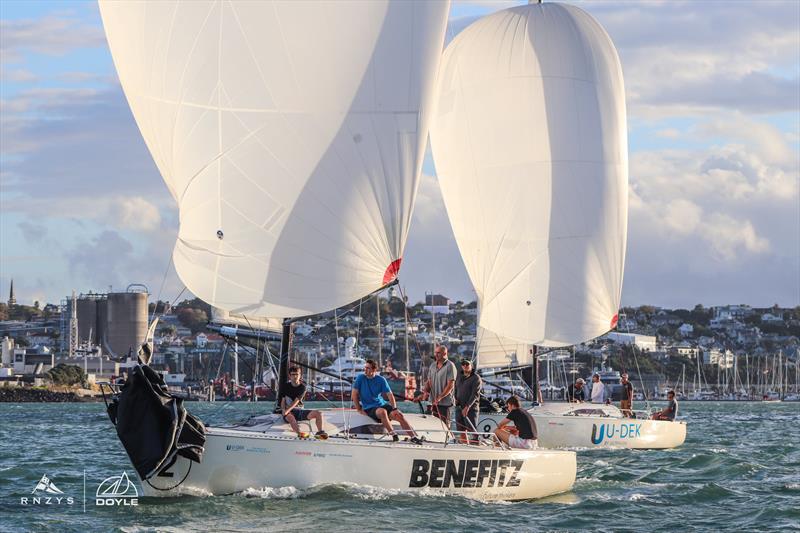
[1,0,798,310]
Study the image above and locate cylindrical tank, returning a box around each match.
[106,291,148,357]
[96,299,108,349]
[1,336,13,366]
[76,298,98,343]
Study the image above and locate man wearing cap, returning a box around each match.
[620,372,634,417]
[567,378,586,403]
[455,359,482,443]
[422,345,457,426]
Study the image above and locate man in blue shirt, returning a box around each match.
[352,359,418,442]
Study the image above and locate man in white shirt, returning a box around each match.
[591,373,606,404]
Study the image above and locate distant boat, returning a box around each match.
[429,1,684,450]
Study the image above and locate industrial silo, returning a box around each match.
[105,286,148,357]
[76,296,98,343]
[96,298,108,349]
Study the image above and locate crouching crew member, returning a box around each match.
[494,396,538,449]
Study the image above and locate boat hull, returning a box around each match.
[142,428,576,501]
[477,410,687,449]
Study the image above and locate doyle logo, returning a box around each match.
[96,472,139,506]
[409,459,523,489]
[20,474,74,505]
[591,423,642,445]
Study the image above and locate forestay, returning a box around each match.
[100,1,449,318]
[430,2,628,347]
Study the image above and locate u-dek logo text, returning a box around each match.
[96,472,139,506]
[20,474,75,506]
[409,459,523,488]
[591,422,642,444]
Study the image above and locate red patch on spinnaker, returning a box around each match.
[610,313,619,330]
[383,258,402,285]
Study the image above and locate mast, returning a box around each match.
[404,289,411,376]
[377,296,382,368]
[274,319,292,413]
[532,345,540,405]
[233,326,239,389]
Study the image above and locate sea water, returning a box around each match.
[0,401,798,532]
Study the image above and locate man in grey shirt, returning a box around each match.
[422,345,457,425]
[455,359,482,443]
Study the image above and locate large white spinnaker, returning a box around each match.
[430,2,628,347]
[100,1,449,318]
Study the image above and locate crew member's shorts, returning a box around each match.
[283,408,311,422]
[508,435,538,449]
[365,404,397,422]
[620,399,632,412]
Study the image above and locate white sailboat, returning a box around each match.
[100,0,576,500]
[429,1,685,449]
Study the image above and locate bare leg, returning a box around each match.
[376,408,394,434]
[493,427,512,446]
[285,413,301,435]
[310,410,323,432]
[391,411,416,437]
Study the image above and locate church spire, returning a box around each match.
[8,279,16,306]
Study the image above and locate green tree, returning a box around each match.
[46,364,87,386]
[177,308,209,334]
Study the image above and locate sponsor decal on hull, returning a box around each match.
[590,422,642,445]
[409,459,523,489]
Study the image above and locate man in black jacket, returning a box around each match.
[455,359,482,443]
[567,377,586,402]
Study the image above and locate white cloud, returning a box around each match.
[0,15,106,64]
[2,68,38,82]
[115,197,162,232]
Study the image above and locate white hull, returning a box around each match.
[476,403,686,450]
[141,412,576,501]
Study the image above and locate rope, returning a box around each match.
[149,255,173,323]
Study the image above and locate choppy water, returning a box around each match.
[1,401,798,532]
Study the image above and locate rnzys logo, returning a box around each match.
[96,472,139,506]
[20,474,75,506]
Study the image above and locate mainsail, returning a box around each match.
[100,1,449,319]
[476,326,533,368]
[430,2,628,348]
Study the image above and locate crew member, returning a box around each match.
[652,390,678,421]
[422,345,457,426]
[620,372,634,417]
[455,359,482,443]
[493,396,538,449]
[279,366,327,439]
[352,359,419,442]
[567,378,586,402]
[591,373,606,404]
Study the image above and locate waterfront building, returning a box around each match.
[606,332,657,352]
